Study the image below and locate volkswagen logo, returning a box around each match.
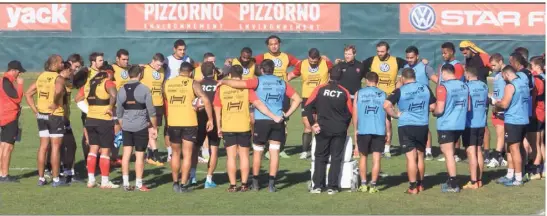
[308,66,319,73]
[272,58,282,68]
[379,63,390,72]
[121,70,129,79]
[243,67,250,75]
[152,71,161,80]
[409,4,436,31]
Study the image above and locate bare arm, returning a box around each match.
[285,92,302,117]
[434,101,445,117]
[383,100,400,119]
[214,106,222,132]
[287,72,299,82]
[193,82,213,121]
[106,86,117,110]
[24,82,38,115]
[430,74,439,84]
[53,77,66,106]
[495,84,515,109]
[219,79,250,89]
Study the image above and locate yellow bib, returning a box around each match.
[218,85,251,132]
[193,64,218,81]
[164,76,197,127]
[232,58,256,80]
[141,65,165,106]
[264,52,289,81]
[301,59,329,98]
[370,56,398,94]
[86,67,99,84]
[113,64,129,90]
[36,71,64,116]
[84,76,111,121]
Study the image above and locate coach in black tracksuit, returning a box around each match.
[305,65,353,194]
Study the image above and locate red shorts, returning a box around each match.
[491,113,504,126]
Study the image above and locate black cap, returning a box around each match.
[329,65,342,81]
[7,60,26,73]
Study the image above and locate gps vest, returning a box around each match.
[439,60,464,82]
[218,85,251,132]
[254,75,286,120]
[356,86,386,135]
[85,75,111,121]
[505,77,530,125]
[466,80,488,128]
[437,79,469,131]
[264,52,290,81]
[397,82,431,127]
[164,76,197,127]
[301,59,329,98]
[371,56,398,94]
[493,72,506,100]
[122,82,147,110]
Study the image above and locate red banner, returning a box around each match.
[126,4,340,32]
[0,4,71,31]
[400,4,545,35]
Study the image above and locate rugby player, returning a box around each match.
[214,65,282,192]
[164,62,213,193]
[110,49,130,167]
[493,65,530,186]
[59,59,79,183]
[434,64,469,193]
[255,35,301,159]
[385,68,435,194]
[141,53,166,166]
[193,52,219,81]
[462,66,488,189]
[217,59,301,192]
[25,55,70,187]
[363,41,407,159]
[287,48,333,160]
[354,72,385,193]
[487,53,508,168]
[118,65,157,192]
[529,56,545,180]
[397,46,435,160]
[0,60,25,183]
[306,65,352,195]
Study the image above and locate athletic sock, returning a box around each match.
[361,180,367,186]
[206,175,213,182]
[39,177,46,181]
[153,149,160,161]
[417,180,423,187]
[268,175,275,185]
[302,133,313,152]
[136,178,143,188]
[515,172,523,182]
[101,176,109,185]
[53,177,60,183]
[370,181,376,186]
[86,153,97,181]
[167,147,172,157]
[99,155,111,183]
[122,175,130,187]
[506,169,515,179]
[190,168,196,179]
[384,145,390,153]
[426,148,432,155]
[409,182,417,189]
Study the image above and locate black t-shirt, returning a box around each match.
[200,77,218,103]
[465,54,489,83]
[338,60,366,96]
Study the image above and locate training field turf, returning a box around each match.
[0,73,544,215]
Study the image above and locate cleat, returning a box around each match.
[279,150,291,159]
[87,181,97,188]
[358,185,369,192]
[190,177,197,185]
[123,185,135,192]
[110,159,122,168]
[310,188,322,194]
[496,176,513,184]
[268,183,277,192]
[500,159,508,167]
[204,180,217,189]
[486,158,500,168]
[437,156,446,162]
[0,176,20,183]
[179,185,192,193]
[530,173,542,180]
[227,185,238,192]
[417,185,424,192]
[52,180,70,187]
[167,155,172,162]
[239,184,249,192]
[368,185,379,194]
[146,158,164,167]
[327,188,338,195]
[477,180,483,188]
[136,185,150,192]
[503,180,523,187]
[405,188,419,194]
[172,183,182,193]
[100,181,120,189]
[37,179,48,186]
[454,155,462,163]
[440,183,460,193]
[299,151,309,160]
[425,153,434,161]
[462,181,479,189]
[198,156,208,164]
[251,179,260,191]
[383,152,392,159]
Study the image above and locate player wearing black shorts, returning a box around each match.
[385,68,435,194]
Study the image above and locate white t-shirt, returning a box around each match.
[165,55,192,80]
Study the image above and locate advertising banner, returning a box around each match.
[0,4,71,31]
[126,4,340,32]
[400,4,545,35]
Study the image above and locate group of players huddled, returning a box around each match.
[0,35,544,194]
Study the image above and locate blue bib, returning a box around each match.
[254,75,286,120]
[437,79,469,131]
[356,86,386,135]
[466,80,488,128]
[404,62,429,86]
[505,77,530,125]
[397,82,431,127]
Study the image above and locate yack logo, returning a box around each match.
[152,71,161,80]
[272,58,282,68]
[379,63,390,72]
[121,70,129,79]
[409,4,436,31]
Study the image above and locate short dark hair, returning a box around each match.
[180,62,194,73]
[265,35,281,45]
[510,52,528,67]
[530,56,545,71]
[230,65,244,78]
[260,59,275,75]
[401,68,416,79]
[99,63,113,72]
[490,53,504,63]
[502,65,516,74]
[116,49,129,58]
[441,63,455,74]
[365,71,379,83]
[405,46,419,55]
[465,66,478,77]
[67,53,83,65]
[241,47,252,55]
[329,65,343,81]
[376,41,390,51]
[201,62,215,77]
[127,64,143,78]
[308,48,321,59]
[89,52,104,65]
[441,42,456,53]
[344,45,356,54]
[174,39,186,49]
[152,53,165,62]
[514,47,529,60]
[203,52,215,60]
